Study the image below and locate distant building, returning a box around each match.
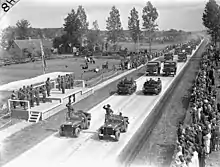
[8,39,53,58]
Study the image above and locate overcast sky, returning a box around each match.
[0,0,211,31]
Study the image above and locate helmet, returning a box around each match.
[107,104,111,108]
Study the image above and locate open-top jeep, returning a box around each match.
[98,113,129,141]
[59,110,91,137]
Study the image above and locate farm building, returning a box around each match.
[8,39,53,58]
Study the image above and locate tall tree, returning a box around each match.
[77,5,89,42]
[63,9,82,49]
[106,6,123,47]
[0,26,16,50]
[87,20,102,51]
[128,7,141,50]
[202,0,220,47]
[16,19,31,39]
[142,1,159,53]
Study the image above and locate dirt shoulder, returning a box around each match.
[0,65,146,166]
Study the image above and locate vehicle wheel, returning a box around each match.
[85,120,90,129]
[123,123,128,132]
[59,130,64,136]
[115,131,120,141]
[98,135,103,140]
[74,127,80,137]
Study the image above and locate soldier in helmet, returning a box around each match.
[41,85,47,103]
[34,87,40,106]
[66,102,74,120]
[103,104,114,122]
[57,75,61,91]
[157,78,161,84]
[11,90,17,109]
[45,78,51,97]
[61,76,66,94]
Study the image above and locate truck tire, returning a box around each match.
[98,130,103,140]
[115,130,120,141]
[74,127,80,137]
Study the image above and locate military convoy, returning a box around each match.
[163,61,177,76]
[146,61,161,76]
[59,110,91,137]
[142,78,162,95]
[98,113,129,141]
[117,78,137,95]
[178,51,187,62]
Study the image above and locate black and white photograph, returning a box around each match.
[0,0,219,167]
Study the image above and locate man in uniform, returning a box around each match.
[30,86,35,107]
[57,75,61,91]
[103,104,114,122]
[11,90,17,109]
[61,76,65,94]
[70,74,74,89]
[45,78,51,97]
[157,78,161,84]
[66,102,75,120]
[25,91,31,109]
[41,85,47,103]
[65,74,70,89]
[17,88,23,107]
[34,87,40,106]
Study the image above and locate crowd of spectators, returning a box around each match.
[171,44,220,167]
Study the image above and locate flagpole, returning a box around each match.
[40,39,46,74]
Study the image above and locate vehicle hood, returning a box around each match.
[102,122,120,129]
[62,120,81,126]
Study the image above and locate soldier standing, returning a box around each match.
[11,90,17,109]
[41,85,47,103]
[17,88,23,107]
[70,74,74,89]
[66,102,74,120]
[65,74,70,89]
[34,87,40,106]
[29,87,35,107]
[25,91,31,108]
[57,75,61,91]
[61,77,65,94]
[45,78,51,97]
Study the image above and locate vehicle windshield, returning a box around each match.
[147,63,158,66]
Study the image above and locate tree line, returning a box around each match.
[0,1,159,54]
[203,0,220,47]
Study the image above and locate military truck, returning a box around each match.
[98,113,129,141]
[59,110,91,137]
[164,52,174,61]
[178,51,187,62]
[162,61,177,76]
[174,46,181,55]
[185,46,193,55]
[142,78,162,95]
[117,78,137,95]
[146,61,161,76]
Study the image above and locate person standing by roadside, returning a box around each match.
[61,76,65,94]
[57,75,61,91]
[45,78,51,97]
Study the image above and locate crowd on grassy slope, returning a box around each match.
[171,43,220,167]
